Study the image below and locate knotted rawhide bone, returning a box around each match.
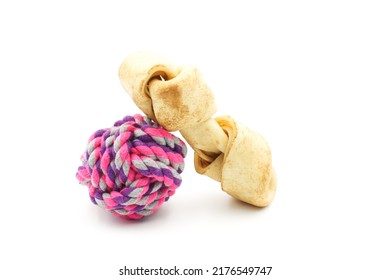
[119,52,276,207]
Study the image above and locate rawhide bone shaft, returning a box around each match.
[119,52,276,207]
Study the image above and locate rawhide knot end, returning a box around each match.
[76,114,187,219]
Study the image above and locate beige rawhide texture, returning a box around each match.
[119,52,276,207]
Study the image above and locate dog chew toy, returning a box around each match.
[119,52,277,208]
[76,114,187,219]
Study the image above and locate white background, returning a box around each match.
[1,1,389,279]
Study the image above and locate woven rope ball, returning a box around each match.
[76,114,187,219]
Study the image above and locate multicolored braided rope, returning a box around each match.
[76,114,187,219]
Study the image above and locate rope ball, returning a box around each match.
[76,114,187,219]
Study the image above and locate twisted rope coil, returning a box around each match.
[76,114,187,219]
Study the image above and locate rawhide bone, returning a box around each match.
[119,52,276,207]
